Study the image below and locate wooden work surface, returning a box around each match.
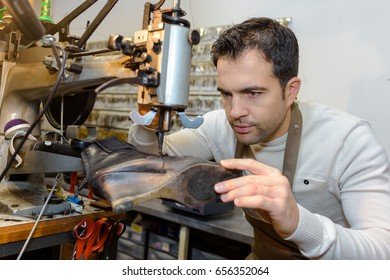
[0,176,127,247]
[0,210,126,245]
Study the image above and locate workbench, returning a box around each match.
[0,203,126,259]
[130,199,254,259]
[0,198,253,260]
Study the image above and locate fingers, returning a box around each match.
[215,175,276,195]
[232,195,272,210]
[216,158,299,238]
[220,158,281,176]
[214,160,291,212]
[215,158,286,201]
[215,175,288,203]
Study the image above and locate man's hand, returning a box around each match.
[214,158,300,238]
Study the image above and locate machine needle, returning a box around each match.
[157,130,164,156]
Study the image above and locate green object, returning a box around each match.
[0,7,6,21]
[39,0,53,23]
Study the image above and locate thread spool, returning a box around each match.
[4,119,31,139]
[0,7,6,27]
[39,0,53,23]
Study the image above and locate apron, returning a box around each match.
[235,102,308,259]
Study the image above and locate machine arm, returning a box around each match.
[46,0,118,52]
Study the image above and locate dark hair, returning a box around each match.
[211,17,299,91]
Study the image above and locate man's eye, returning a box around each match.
[247,91,262,97]
[220,92,231,97]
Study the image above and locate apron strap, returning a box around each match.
[234,102,306,259]
[282,102,302,187]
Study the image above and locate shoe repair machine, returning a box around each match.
[0,0,237,216]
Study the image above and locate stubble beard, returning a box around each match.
[232,110,288,145]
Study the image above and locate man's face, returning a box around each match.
[217,50,292,145]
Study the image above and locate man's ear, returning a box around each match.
[285,77,301,105]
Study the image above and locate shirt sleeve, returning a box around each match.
[285,121,390,259]
[128,109,235,161]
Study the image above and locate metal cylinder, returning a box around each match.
[157,22,192,108]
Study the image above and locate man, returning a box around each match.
[128,17,390,259]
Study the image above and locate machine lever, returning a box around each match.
[46,0,98,41]
[129,110,157,126]
[95,69,159,94]
[46,0,118,48]
[178,112,204,129]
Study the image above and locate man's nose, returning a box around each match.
[229,95,248,119]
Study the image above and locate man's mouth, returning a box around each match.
[233,125,252,134]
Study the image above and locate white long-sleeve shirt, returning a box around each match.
[128,100,390,259]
